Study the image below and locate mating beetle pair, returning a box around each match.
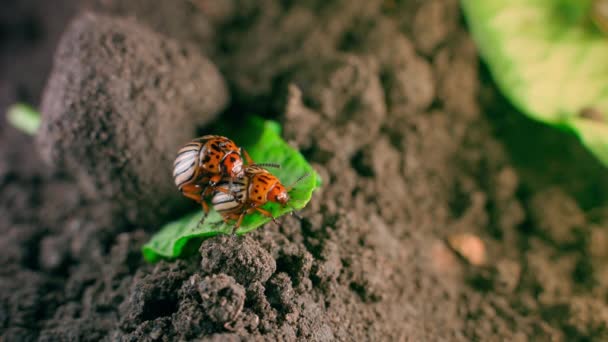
[172,135,301,232]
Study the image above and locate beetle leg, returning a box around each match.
[230,211,248,235]
[223,215,234,224]
[199,184,211,199]
[212,186,230,194]
[196,201,212,227]
[254,207,279,225]
[180,183,203,203]
[201,183,236,203]
[213,185,237,197]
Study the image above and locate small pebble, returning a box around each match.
[447,233,487,266]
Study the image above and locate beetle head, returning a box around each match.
[267,183,290,206]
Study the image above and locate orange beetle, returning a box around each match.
[173,135,252,211]
[210,165,308,233]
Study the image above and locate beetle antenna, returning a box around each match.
[254,163,282,169]
[286,172,311,192]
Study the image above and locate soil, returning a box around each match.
[37,13,228,226]
[1,0,608,341]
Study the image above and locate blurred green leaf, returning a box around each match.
[143,117,321,262]
[462,0,608,166]
[6,103,40,135]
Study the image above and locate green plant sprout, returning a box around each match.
[142,117,321,262]
[462,0,608,167]
[6,103,40,135]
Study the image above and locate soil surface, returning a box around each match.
[2,0,608,341]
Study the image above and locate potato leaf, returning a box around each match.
[461,0,608,166]
[142,117,321,262]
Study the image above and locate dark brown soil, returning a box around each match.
[37,13,228,226]
[1,0,608,341]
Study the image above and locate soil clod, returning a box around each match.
[198,274,246,325]
[200,235,276,285]
[37,12,228,226]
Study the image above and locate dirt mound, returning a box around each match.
[199,235,276,284]
[37,13,228,225]
[1,0,608,341]
[84,0,217,54]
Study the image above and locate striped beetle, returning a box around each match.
[210,165,308,233]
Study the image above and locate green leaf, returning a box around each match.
[142,117,321,262]
[6,103,40,135]
[461,0,608,167]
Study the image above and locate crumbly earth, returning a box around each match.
[1,0,608,341]
[37,13,228,226]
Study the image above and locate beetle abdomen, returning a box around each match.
[211,180,247,214]
[173,142,201,189]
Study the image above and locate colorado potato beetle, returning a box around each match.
[210,165,309,233]
[173,135,253,205]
